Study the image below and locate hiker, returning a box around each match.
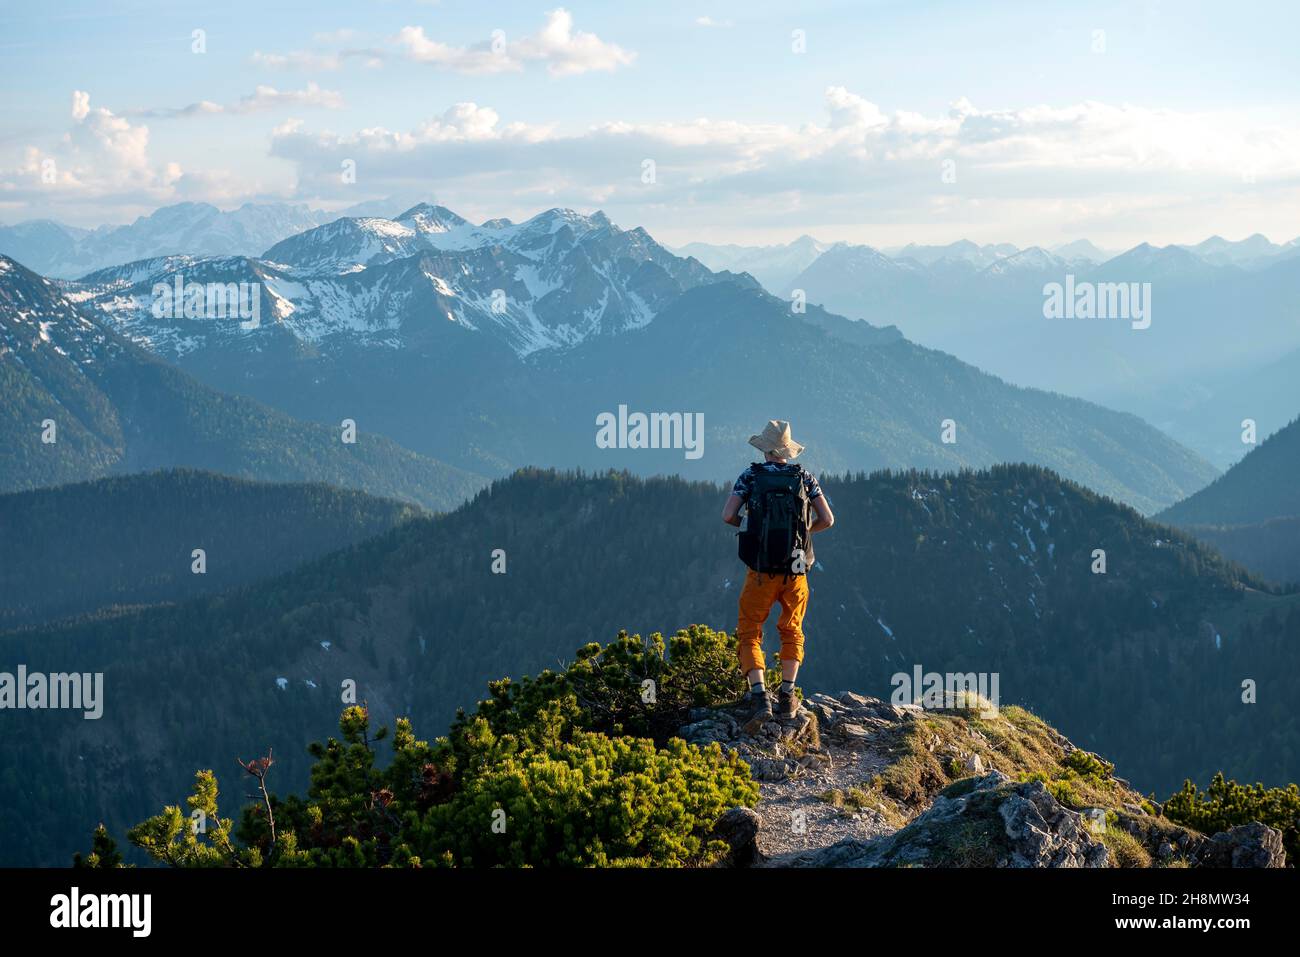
[722,420,834,732]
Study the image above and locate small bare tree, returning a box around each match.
[238,749,276,847]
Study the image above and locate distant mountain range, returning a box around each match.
[673,234,833,291]
[6,464,1296,865]
[783,238,1297,367]
[0,470,421,630]
[1181,233,1300,268]
[0,202,336,279]
[887,239,1031,268]
[769,241,1300,467]
[2,203,1216,513]
[7,201,1294,470]
[686,233,1299,468]
[0,254,486,508]
[683,232,1300,285]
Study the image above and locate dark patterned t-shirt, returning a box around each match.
[731,462,824,503]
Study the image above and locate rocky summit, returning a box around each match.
[681,692,1287,868]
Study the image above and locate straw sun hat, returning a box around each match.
[747,419,804,459]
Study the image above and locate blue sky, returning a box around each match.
[2,0,1298,248]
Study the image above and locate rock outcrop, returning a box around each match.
[681,690,1287,869]
[1192,823,1287,868]
[788,773,1110,867]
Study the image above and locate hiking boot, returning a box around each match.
[742,691,773,733]
[776,688,800,719]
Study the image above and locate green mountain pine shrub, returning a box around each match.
[115,626,757,868]
[1161,772,1300,864]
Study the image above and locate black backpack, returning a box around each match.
[737,464,815,576]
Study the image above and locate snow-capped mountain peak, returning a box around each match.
[1180,233,1282,268]
[887,240,1021,269]
[1093,242,1226,280]
[1050,239,1110,264]
[980,246,1067,277]
[63,207,741,359]
[395,203,471,235]
[261,217,421,273]
[262,205,628,276]
[0,255,125,366]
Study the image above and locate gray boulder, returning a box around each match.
[1193,822,1286,868]
[711,806,762,867]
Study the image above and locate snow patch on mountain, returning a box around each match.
[74,205,731,359]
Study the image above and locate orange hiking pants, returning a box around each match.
[736,569,809,673]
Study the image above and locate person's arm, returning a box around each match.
[722,493,744,527]
[809,495,834,534]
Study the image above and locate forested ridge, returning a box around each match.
[1159,415,1300,527]
[0,469,422,629]
[1158,416,1300,585]
[4,464,1298,865]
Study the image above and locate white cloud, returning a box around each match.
[696,17,734,28]
[251,50,345,71]
[0,90,318,218]
[234,83,345,113]
[264,86,1300,243]
[273,102,550,165]
[129,82,345,118]
[395,8,634,77]
[514,8,636,76]
[824,87,889,131]
[0,92,180,203]
[71,90,91,122]
[250,47,385,71]
[394,25,514,74]
[12,85,1300,245]
[250,10,631,79]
